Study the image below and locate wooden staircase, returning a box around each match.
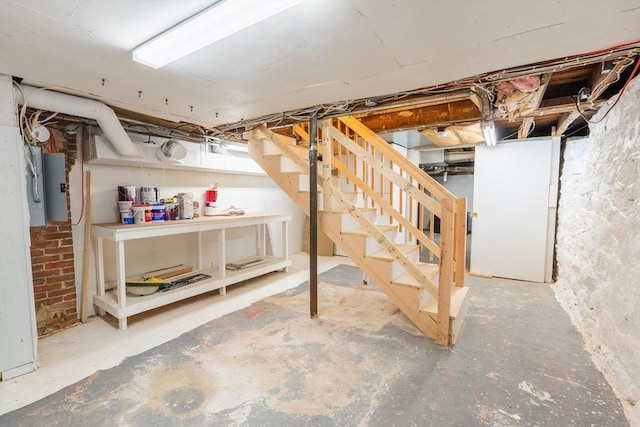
[246,116,470,345]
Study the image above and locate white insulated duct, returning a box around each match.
[14,85,139,158]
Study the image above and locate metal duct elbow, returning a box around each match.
[14,85,140,158]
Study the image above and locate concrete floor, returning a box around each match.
[0,253,628,426]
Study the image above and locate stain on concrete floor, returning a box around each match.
[1,265,627,426]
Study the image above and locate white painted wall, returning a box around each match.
[554,76,640,425]
[435,174,474,212]
[70,148,304,316]
[0,74,38,379]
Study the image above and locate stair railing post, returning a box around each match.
[309,113,318,318]
[437,198,454,345]
[454,197,467,287]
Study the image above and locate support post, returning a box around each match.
[309,113,318,318]
[436,198,454,345]
[454,197,467,286]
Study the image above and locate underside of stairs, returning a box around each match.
[246,117,470,346]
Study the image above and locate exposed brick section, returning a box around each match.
[29,128,79,336]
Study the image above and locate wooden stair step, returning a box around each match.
[321,207,376,215]
[392,263,439,289]
[342,224,396,237]
[366,244,418,261]
[421,285,469,319]
[420,285,470,344]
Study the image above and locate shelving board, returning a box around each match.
[92,257,291,319]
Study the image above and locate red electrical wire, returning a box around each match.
[70,128,85,227]
[49,130,57,153]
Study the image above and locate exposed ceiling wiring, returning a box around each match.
[574,55,640,124]
[13,40,640,144]
[213,41,640,137]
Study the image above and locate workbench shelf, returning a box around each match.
[91,213,292,329]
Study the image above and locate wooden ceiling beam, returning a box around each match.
[556,111,583,135]
[352,90,472,118]
[355,99,481,133]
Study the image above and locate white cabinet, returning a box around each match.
[91,213,291,329]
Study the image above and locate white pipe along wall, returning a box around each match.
[14,85,139,158]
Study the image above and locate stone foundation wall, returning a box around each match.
[554,76,639,425]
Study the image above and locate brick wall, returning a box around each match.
[29,128,78,336]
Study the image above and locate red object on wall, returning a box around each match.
[205,189,218,203]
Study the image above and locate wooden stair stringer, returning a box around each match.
[325,181,438,299]
[249,133,443,342]
[248,139,312,212]
[320,212,437,339]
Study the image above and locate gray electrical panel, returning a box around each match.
[25,146,67,226]
[25,145,46,226]
[43,153,67,222]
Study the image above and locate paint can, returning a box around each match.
[204,189,218,216]
[120,210,134,224]
[132,205,146,224]
[138,186,158,204]
[117,186,136,203]
[165,203,178,220]
[143,204,153,222]
[151,203,166,222]
[118,200,133,212]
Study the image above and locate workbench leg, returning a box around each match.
[218,229,226,280]
[220,286,226,296]
[95,236,106,316]
[119,318,127,330]
[196,231,203,270]
[115,240,127,330]
[260,224,266,257]
[282,220,289,272]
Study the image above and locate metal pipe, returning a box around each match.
[309,113,318,318]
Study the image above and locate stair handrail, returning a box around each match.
[251,124,439,299]
[327,124,443,217]
[337,116,456,201]
[331,118,466,288]
[329,155,441,257]
[293,121,442,257]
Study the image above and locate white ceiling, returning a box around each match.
[1,0,639,129]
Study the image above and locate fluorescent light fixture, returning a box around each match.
[482,121,497,146]
[133,0,304,68]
